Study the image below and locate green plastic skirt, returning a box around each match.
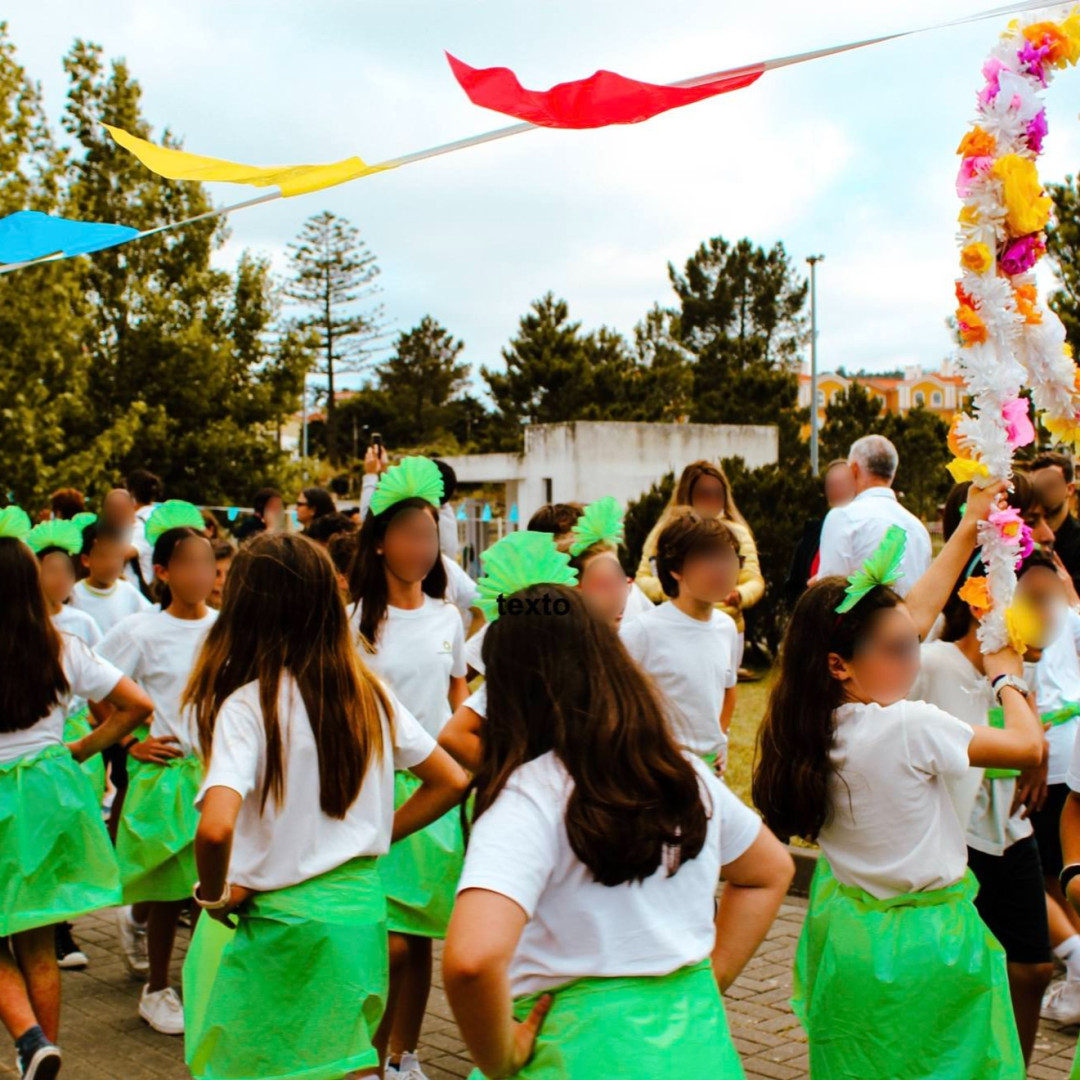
[792,858,1024,1079]
[183,856,388,1080]
[115,754,202,904]
[380,770,464,938]
[63,705,106,802]
[0,744,120,935]
[467,959,744,1079]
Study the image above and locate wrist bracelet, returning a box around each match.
[193,880,232,910]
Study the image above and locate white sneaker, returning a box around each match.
[390,1052,430,1080]
[1041,978,1080,1024]
[116,905,149,977]
[139,985,185,1035]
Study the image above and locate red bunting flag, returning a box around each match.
[445,53,765,130]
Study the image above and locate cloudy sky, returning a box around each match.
[9,0,1080,392]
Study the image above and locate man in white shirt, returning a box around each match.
[816,434,932,596]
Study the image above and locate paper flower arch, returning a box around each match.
[950,8,1080,652]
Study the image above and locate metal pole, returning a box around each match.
[806,254,825,475]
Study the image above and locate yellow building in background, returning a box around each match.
[797,361,968,424]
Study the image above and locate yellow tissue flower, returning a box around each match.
[1006,601,1039,656]
[992,155,1052,237]
[947,457,990,483]
[961,242,993,275]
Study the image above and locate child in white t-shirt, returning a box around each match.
[0,519,152,1079]
[71,520,152,633]
[349,457,469,1079]
[620,509,740,771]
[183,531,467,1080]
[753,486,1042,1078]
[444,582,793,1078]
[98,504,217,1037]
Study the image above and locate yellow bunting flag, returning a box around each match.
[104,125,395,198]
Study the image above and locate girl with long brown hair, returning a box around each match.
[443,570,793,1078]
[348,457,468,1080]
[182,532,466,1080]
[752,482,1043,1078]
[0,508,152,1080]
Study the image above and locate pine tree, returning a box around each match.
[285,211,385,463]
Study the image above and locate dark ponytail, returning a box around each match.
[752,577,901,842]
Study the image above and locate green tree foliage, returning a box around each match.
[285,211,384,464]
[0,27,310,507]
[1047,175,1080,356]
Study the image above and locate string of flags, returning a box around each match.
[0,0,1051,275]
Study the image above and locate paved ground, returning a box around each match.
[2,896,1077,1079]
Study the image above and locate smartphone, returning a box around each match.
[372,432,383,448]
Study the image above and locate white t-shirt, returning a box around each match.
[353,596,466,738]
[1031,608,1080,784]
[619,603,739,758]
[70,578,152,635]
[457,751,761,996]
[816,487,932,597]
[53,604,102,648]
[0,634,123,763]
[910,641,1032,856]
[134,504,155,585]
[819,699,974,899]
[443,554,479,633]
[99,609,218,755]
[198,675,436,892]
[463,682,488,719]
[464,621,488,675]
[439,504,460,561]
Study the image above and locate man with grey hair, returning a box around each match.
[815,434,932,595]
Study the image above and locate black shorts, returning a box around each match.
[967,835,1051,965]
[1029,782,1070,879]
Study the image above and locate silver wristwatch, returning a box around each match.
[991,674,1029,705]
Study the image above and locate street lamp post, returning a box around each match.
[806,254,825,476]
[301,372,309,479]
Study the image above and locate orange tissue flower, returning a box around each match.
[1014,283,1043,325]
[957,304,988,346]
[958,576,991,618]
[957,128,997,158]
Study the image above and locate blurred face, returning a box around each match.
[673,544,740,604]
[577,552,630,627]
[824,463,855,509]
[101,489,136,530]
[1033,465,1074,519]
[1022,500,1056,549]
[39,550,76,607]
[155,535,216,607]
[296,493,314,526]
[82,537,126,585]
[689,475,726,518]
[1016,564,1067,654]
[263,496,284,528]
[210,554,233,609]
[379,507,440,585]
[829,604,920,707]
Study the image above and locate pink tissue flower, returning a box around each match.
[956,155,994,197]
[1000,234,1046,276]
[1015,523,1035,567]
[1027,108,1048,153]
[1018,39,1050,85]
[989,505,1026,545]
[1003,397,1036,448]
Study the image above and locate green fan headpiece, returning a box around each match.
[476,531,579,622]
[0,506,32,542]
[26,519,83,556]
[145,500,205,546]
[569,495,625,557]
[834,525,908,614]
[369,457,444,518]
[71,512,97,534]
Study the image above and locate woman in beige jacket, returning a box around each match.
[635,460,764,634]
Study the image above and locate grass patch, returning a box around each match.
[726,668,774,806]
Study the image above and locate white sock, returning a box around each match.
[1054,934,1080,980]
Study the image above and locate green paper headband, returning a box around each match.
[369,457,444,517]
[569,495,625,557]
[475,531,579,622]
[0,506,32,542]
[145,500,205,546]
[71,512,97,533]
[834,525,908,614]
[26,519,83,556]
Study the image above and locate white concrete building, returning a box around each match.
[442,420,778,524]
